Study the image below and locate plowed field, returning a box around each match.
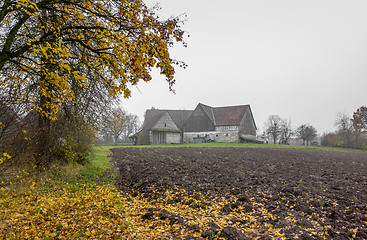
[110,147,367,240]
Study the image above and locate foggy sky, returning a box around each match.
[121,0,367,135]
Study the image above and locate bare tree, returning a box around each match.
[101,107,127,145]
[335,111,352,133]
[334,111,353,148]
[122,113,140,142]
[265,115,282,144]
[280,119,293,144]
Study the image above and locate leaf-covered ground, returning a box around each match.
[1,146,367,239]
[0,184,132,239]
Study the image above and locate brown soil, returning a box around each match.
[110,147,367,240]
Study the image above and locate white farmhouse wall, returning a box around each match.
[166,132,181,144]
[215,126,238,131]
[184,131,238,143]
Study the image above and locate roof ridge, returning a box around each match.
[211,108,216,125]
[212,104,249,109]
[198,103,215,125]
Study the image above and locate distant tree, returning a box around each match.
[351,106,367,148]
[321,107,367,149]
[321,133,335,147]
[335,111,352,132]
[265,115,282,144]
[296,124,307,145]
[279,119,293,144]
[296,124,317,146]
[334,111,353,148]
[352,106,367,134]
[101,107,127,145]
[122,113,140,142]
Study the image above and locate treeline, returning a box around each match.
[263,115,318,145]
[0,90,139,167]
[98,107,141,145]
[321,106,367,149]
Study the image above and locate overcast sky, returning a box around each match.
[121,0,367,135]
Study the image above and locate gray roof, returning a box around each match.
[167,110,193,130]
[142,109,193,132]
[188,103,256,128]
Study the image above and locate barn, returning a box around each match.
[132,103,258,145]
[183,103,257,143]
[131,108,193,145]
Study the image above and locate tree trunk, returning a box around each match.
[34,8,53,169]
[35,95,51,169]
[273,133,277,144]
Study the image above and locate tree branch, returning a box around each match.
[0,0,12,23]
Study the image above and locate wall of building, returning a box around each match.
[238,110,256,135]
[153,111,180,131]
[184,131,239,143]
[166,132,181,144]
[151,130,181,144]
[151,131,164,144]
[215,126,238,131]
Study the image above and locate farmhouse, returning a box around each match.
[131,108,193,144]
[132,103,258,145]
[183,103,257,143]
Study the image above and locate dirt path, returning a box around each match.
[111,147,367,239]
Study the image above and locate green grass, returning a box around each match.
[109,142,367,154]
[77,145,124,184]
[89,146,113,170]
[37,146,122,188]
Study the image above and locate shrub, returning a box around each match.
[138,131,150,145]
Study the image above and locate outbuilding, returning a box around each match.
[131,108,192,144]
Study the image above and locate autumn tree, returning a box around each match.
[334,111,353,148]
[264,115,282,144]
[352,106,367,134]
[0,0,187,166]
[351,106,367,148]
[1,0,187,102]
[322,108,367,149]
